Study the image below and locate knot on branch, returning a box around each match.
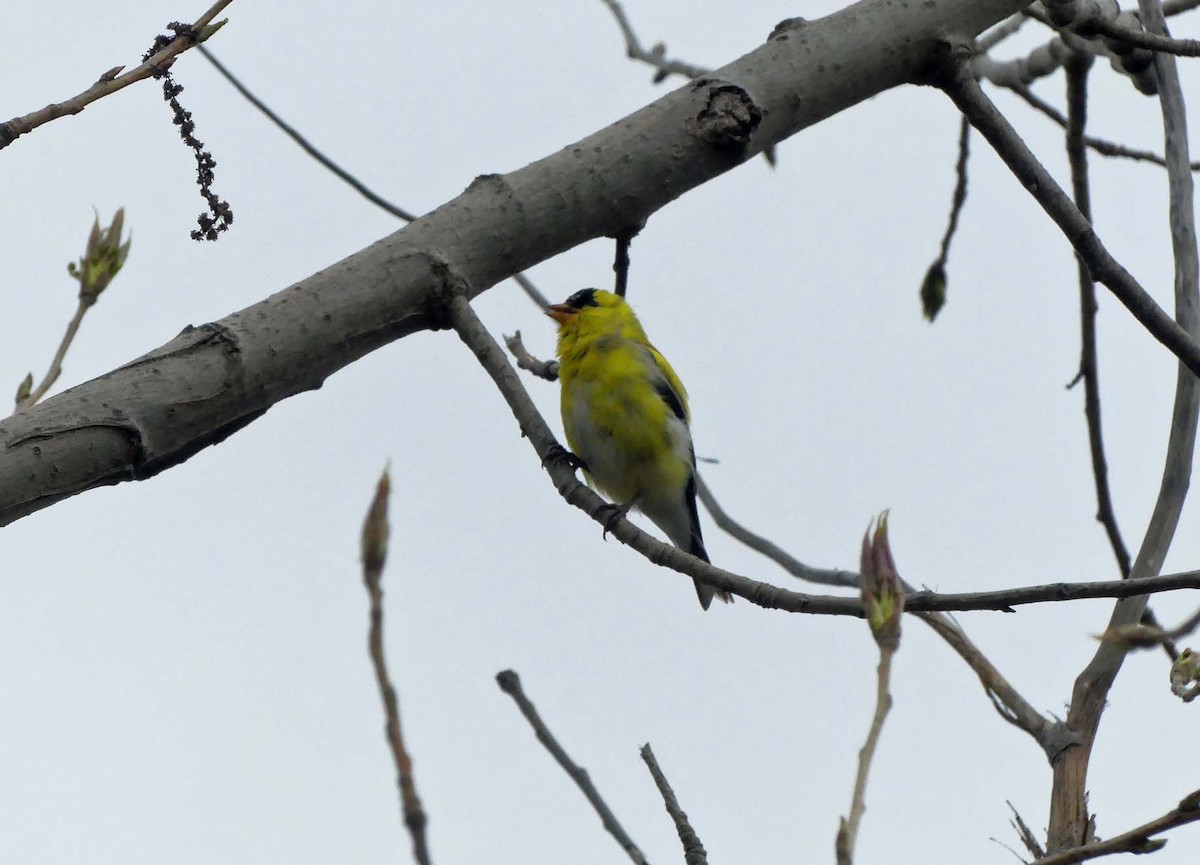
[767,17,808,41]
[691,80,762,152]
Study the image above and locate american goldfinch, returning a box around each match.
[545,288,731,610]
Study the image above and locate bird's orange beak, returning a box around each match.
[544,303,577,325]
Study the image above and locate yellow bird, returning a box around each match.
[545,288,731,610]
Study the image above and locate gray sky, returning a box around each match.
[3,1,1200,863]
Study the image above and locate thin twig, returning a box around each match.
[195,47,562,311]
[449,292,1200,618]
[496,670,650,865]
[360,468,433,865]
[596,0,709,82]
[921,116,970,320]
[1062,56,1177,663]
[14,301,89,412]
[1009,84,1200,171]
[503,331,559,381]
[196,46,417,222]
[836,646,896,865]
[939,49,1200,384]
[593,0,775,166]
[640,745,708,865]
[695,476,858,588]
[613,230,634,297]
[512,273,551,309]
[1034,790,1200,865]
[1009,801,1047,860]
[1063,53,1132,581]
[1091,15,1200,56]
[976,13,1027,53]
[0,0,233,149]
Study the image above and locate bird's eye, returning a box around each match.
[566,288,599,309]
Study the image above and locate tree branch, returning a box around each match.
[496,670,649,865]
[640,745,708,865]
[360,468,433,865]
[195,46,417,222]
[0,0,233,149]
[0,0,1035,526]
[1049,0,1200,847]
[15,300,90,413]
[596,0,710,82]
[1063,52,1132,581]
[836,645,896,865]
[939,46,1200,385]
[1034,790,1200,865]
[1006,82,1200,172]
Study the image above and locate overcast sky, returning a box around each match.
[4,1,1200,863]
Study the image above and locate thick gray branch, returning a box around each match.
[0,0,1031,525]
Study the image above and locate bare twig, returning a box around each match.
[921,116,970,321]
[15,301,89,413]
[196,46,417,222]
[496,670,649,865]
[640,745,707,865]
[1035,790,1200,865]
[1062,54,1177,664]
[197,48,563,309]
[976,13,1027,53]
[695,476,858,588]
[1090,15,1200,56]
[613,230,634,297]
[836,646,896,865]
[1063,53,1132,581]
[1009,801,1047,860]
[360,467,433,865]
[1008,84,1200,171]
[503,331,560,381]
[596,0,709,82]
[0,0,233,149]
[594,0,778,166]
[939,48,1200,385]
[512,273,551,309]
[973,33,1069,88]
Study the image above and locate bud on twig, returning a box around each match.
[361,465,392,575]
[14,373,32,404]
[67,208,131,305]
[860,512,905,649]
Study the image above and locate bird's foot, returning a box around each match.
[542,444,588,474]
[597,502,633,541]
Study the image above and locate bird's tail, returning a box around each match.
[688,535,732,611]
[682,482,732,611]
[641,477,732,611]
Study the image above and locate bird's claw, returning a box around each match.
[543,444,589,474]
[597,502,632,541]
